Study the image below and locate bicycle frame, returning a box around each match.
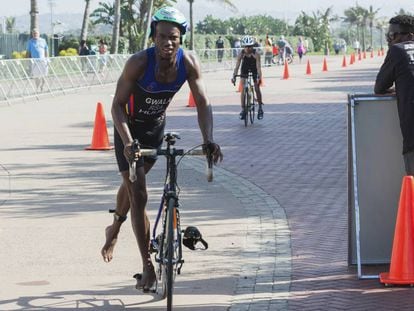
[130,132,210,311]
[236,72,256,126]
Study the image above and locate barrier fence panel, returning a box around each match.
[0,49,246,105]
[348,94,405,279]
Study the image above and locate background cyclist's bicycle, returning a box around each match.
[233,73,261,126]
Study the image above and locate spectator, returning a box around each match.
[216,36,224,62]
[297,36,306,63]
[79,39,90,71]
[374,15,414,175]
[264,34,273,66]
[26,28,48,91]
[98,39,108,72]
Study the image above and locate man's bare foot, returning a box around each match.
[101,225,119,262]
[135,262,157,292]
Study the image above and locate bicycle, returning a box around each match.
[233,72,256,126]
[129,132,212,311]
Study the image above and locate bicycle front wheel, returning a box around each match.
[243,88,249,127]
[164,197,175,310]
[249,87,255,124]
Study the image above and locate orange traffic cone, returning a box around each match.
[370,50,374,58]
[378,49,381,56]
[306,59,312,75]
[85,102,113,150]
[322,57,328,72]
[342,55,347,67]
[358,52,362,61]
[363,51,366,59]
[380,176,414,285]
[282,61,289,79]
[187,92,196,107]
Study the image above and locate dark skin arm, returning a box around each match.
[184,51,223,163]
[374,48,396,94]
[111,51,147,161]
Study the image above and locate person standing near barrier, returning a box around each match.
[297,36,305,63]
[216,36,224,62]
[375,15,414,175]
[264,34,273,66]
[231,35,264,120]
[100,6,223,291]
[26,28,48,91]
[79,40,90,72]
[98,39,108,72]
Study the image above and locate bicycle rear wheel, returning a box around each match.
[243,88,249,127]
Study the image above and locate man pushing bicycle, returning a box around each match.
[231,35,264,120]
[101,6,223,292]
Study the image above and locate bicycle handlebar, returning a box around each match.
[129,143,213,183]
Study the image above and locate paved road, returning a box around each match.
[1,53,413,310]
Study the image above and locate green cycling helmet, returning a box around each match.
[149,6,188,38]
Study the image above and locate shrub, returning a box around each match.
[11,50,27,59]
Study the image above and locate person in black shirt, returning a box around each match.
[375,15,414,174]
[216,36,224,62]
[79,40,90,71]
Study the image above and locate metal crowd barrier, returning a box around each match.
[0,48,247,105]
[0,54,129,105]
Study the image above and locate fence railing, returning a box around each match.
[0,48,245,105]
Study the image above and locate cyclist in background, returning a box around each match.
[231,35,264,120]
[101,6,223,292]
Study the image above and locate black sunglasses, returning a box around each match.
[386,31,409,41]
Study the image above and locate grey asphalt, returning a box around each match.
[1,53,412,310]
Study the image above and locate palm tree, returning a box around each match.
[80,0,91,41]
[316,7,337,55]
[142,0,154,49]
[376,17,389,50]
[187,0,237,50]
[111,0,121,53]
[367,6,380,50]
[30,0,39,32]
[5,17,16,33]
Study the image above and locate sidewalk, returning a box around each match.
[1,53,414,310]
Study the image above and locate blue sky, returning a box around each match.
[2,0,414,21]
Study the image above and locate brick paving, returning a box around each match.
[167,55,414,310]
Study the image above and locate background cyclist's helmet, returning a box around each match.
[149,7,188,43]
[241,35,255,47]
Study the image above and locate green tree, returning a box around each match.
[187,0,236,50]
[91,0,175,53]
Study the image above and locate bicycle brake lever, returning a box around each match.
[129,139,140,183]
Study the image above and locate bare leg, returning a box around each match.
[125,167,156,290]
[101,161,154,262]
[254,83,263,105]
[101,183,129,262]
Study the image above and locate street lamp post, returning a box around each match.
[48,0,56,56]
